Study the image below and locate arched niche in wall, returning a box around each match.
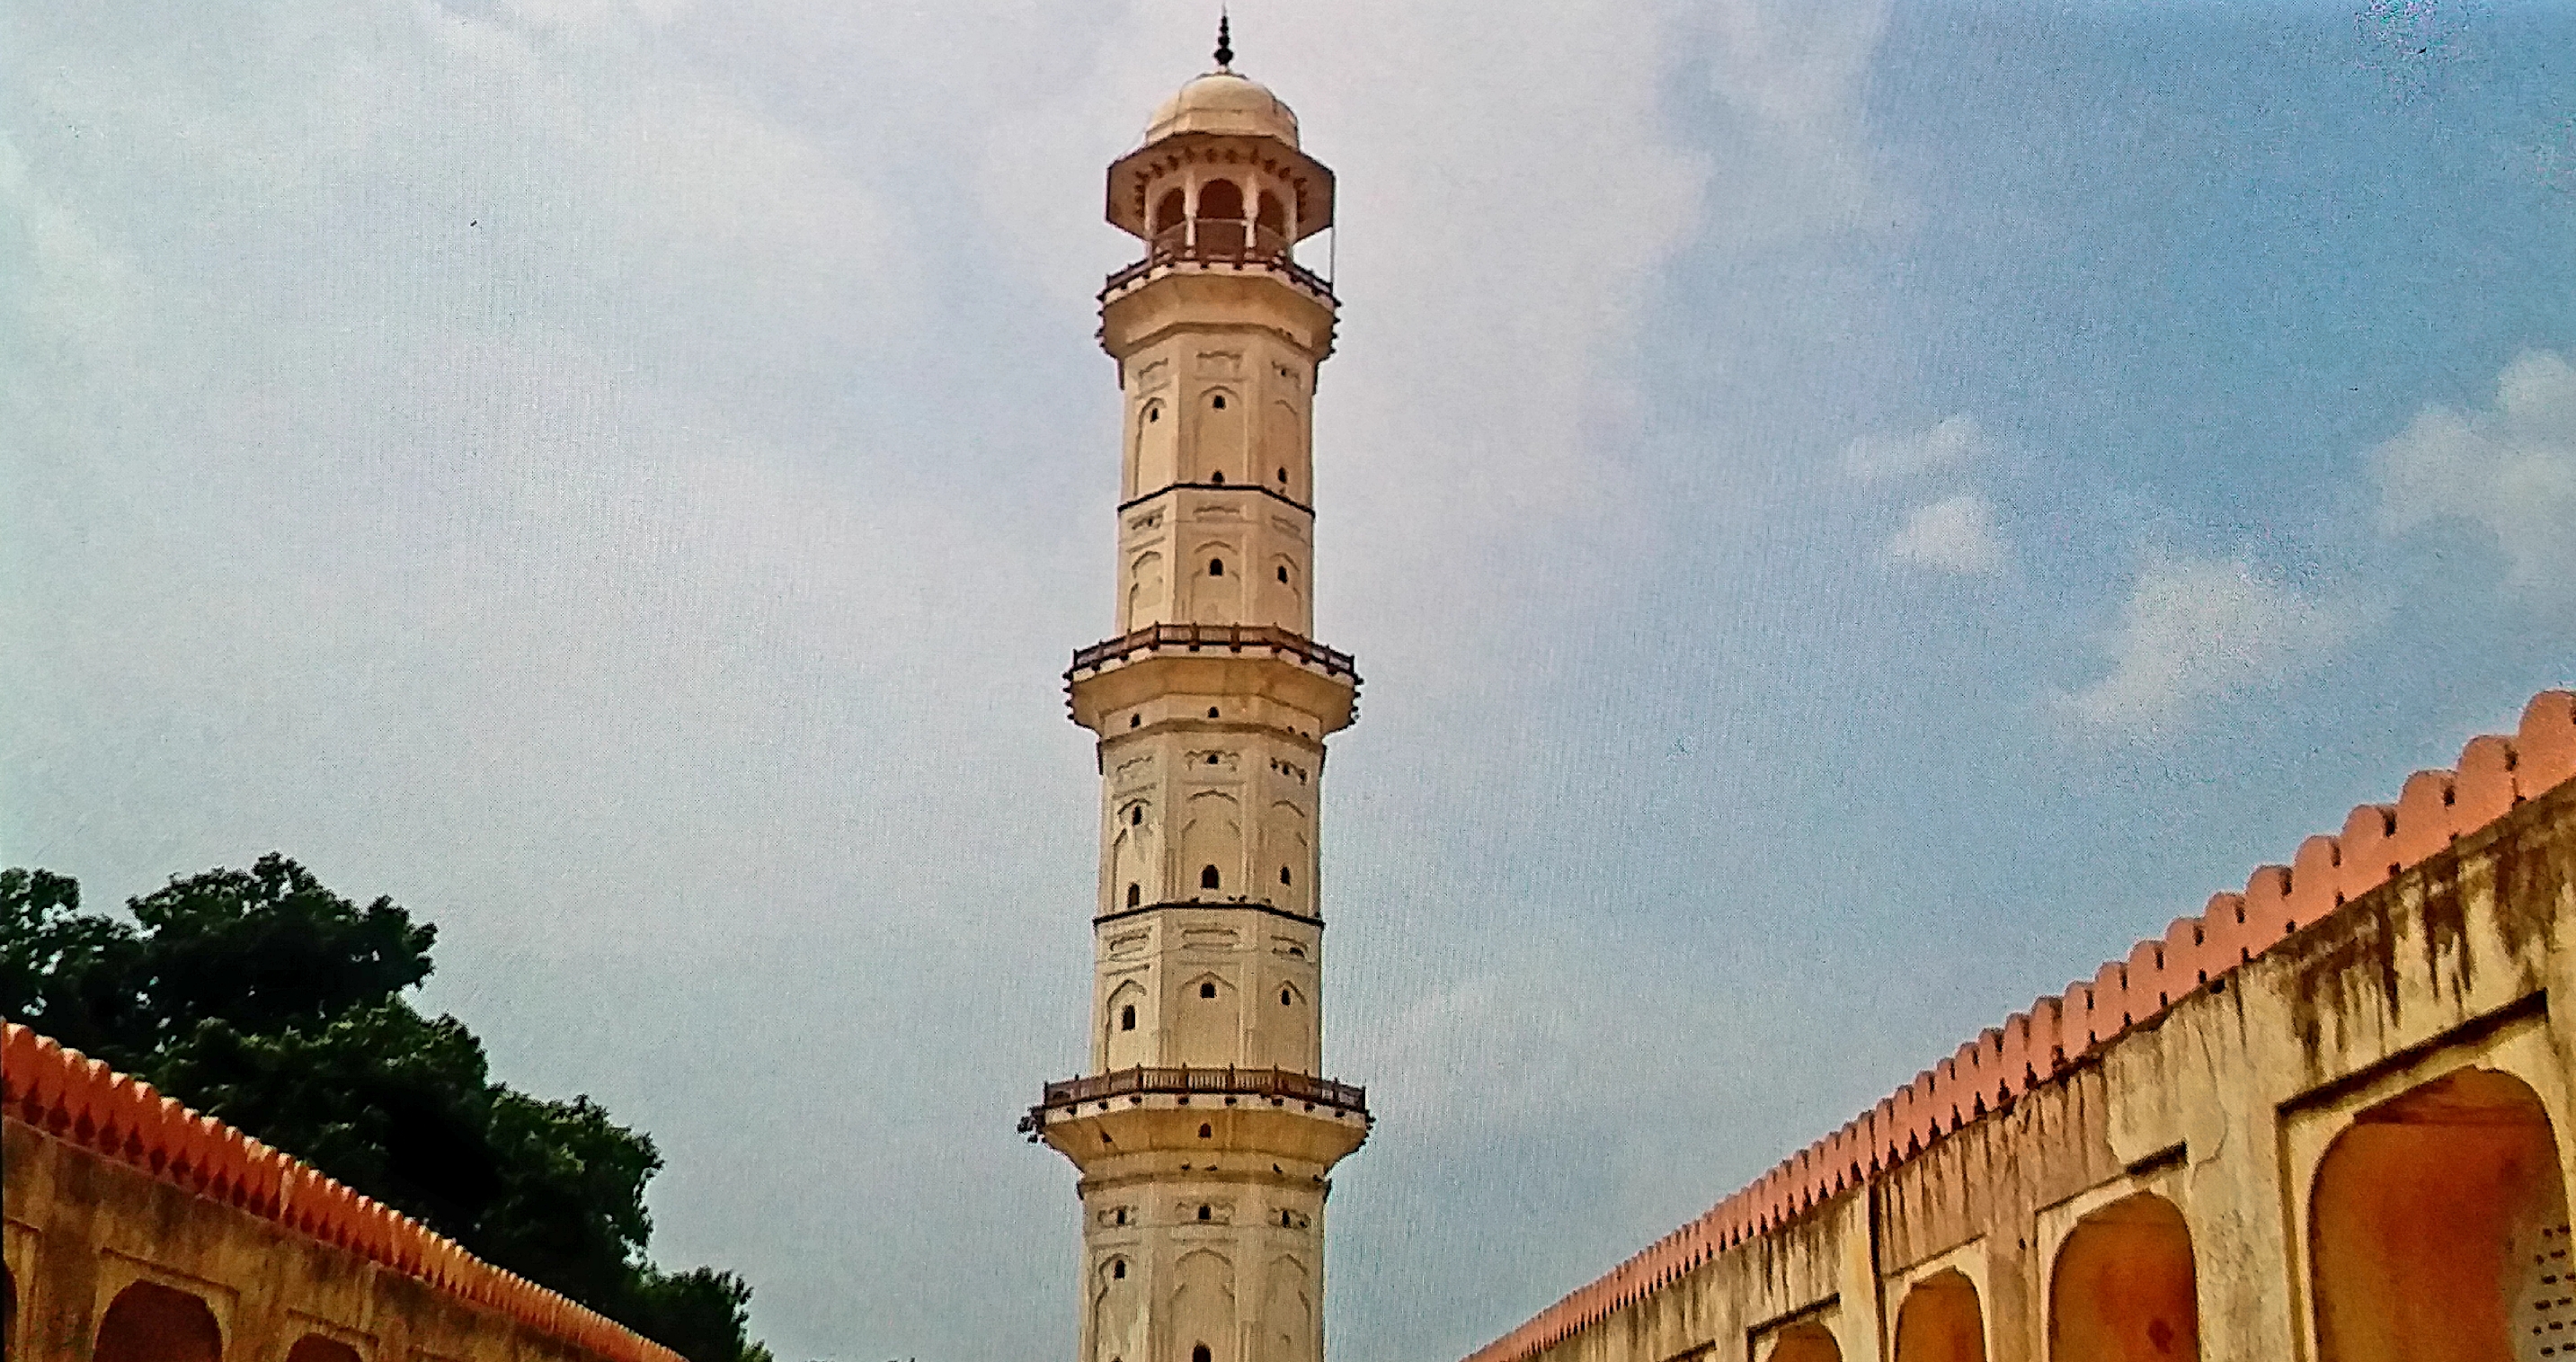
[1263,398,1302,494]
[1105,978,1150,1072]
[1112,812,1159,909]
[1094,1253,1141,1362]
[1893,1269,1986,1362]
[1763,1322,1841,1362]
[1266,802,1310,912]
[1180,792,1240,899]
[1135,396,1176,495]
[287,1338,365,1362]
[1266,981,1316,1074]
[1196,179,1247,253]
[1266,553,1303,628]
[1264,1254,1313,1362]
[2311,1066,2572,1362]
[1124,550,1167,632]
[2050,1191,2199,1362]
[1187,537,1244,625]
[1255,191,1289,253]
[1171,1249,1236,1362]
[93,1281,222,1362]
[1177,971,1239,1069]
[1193,387,1247,488]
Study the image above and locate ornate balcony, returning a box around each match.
[1069,623,1357,683]
[1020,1064,1369,1135]
[1104,220,1334,301]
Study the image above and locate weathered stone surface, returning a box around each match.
[1463,691,2576,1362]
[3,1026,672,1362]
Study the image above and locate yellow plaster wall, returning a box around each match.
[1482,776,2575,1362]
[3,1117,654,1362]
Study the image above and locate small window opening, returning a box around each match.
[1199,981,1218,999]
[1279,866,1292,886]
[1208,557,1225,575]
[1194,1346,1212,1362]
[1276,566,1289,583]
[1280,988,1292,1006]
[1145,404,1160,423]
[1131,806,1143,826]
[1210,469,1225,484]
[1119,1004,1135,1031]
[1115,1206,1128,1225]
[1201,865,1221,890]
[1207,707,1221,718]
[1130,713,1141,728]
[1125,883,1141,908]
[1195,1206,1212,1224]
[1205,752,1220,765]
[1113,1260,1127,1278]
[1276,466,1288,484]
[1281,1209,1294,1226]
[1198,1123,1212,1139]
[1211,394,1228,410]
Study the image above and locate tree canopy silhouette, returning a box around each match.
[0,856,770,1362]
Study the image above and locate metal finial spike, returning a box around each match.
[1214,12,1233,69]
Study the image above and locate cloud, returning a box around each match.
[2059,556,2354,733]
[0,2,1872,1357]
[1692,0,1900,241]
[1283,2,1710,546]
[2374,349,2576,601]
[1843,414,1992,483]
[1882,494,2009,575]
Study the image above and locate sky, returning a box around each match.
[4,0,2572,1358]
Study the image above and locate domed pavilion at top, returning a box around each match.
[1106,19,1335,275]
[1143,68,1300,147]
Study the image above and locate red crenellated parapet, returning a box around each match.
[1460,688,2576,1362]
[0,1021,683,1362]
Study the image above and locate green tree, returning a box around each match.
[0,858,770,1362]
[0,868,148,1065]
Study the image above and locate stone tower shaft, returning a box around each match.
[1022,49,1371,1362]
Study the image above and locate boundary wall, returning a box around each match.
[1461,690,2576,1362]
[2,1022,680,1362]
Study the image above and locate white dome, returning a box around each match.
[1143,72,1301,147]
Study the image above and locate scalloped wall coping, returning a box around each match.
[0,1021,685,1362]
[1460,688,2576,1362]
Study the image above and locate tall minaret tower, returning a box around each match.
[1021,23,1371,1362]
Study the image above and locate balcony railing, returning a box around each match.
[1104,220,1334,300]
[1031,1065,1369,1117]
[1069,623,1357,681]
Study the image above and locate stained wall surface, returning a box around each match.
[1462,691,2576,1362]
[3,1027,674,1362]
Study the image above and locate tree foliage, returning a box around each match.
[0,858,770,1362]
